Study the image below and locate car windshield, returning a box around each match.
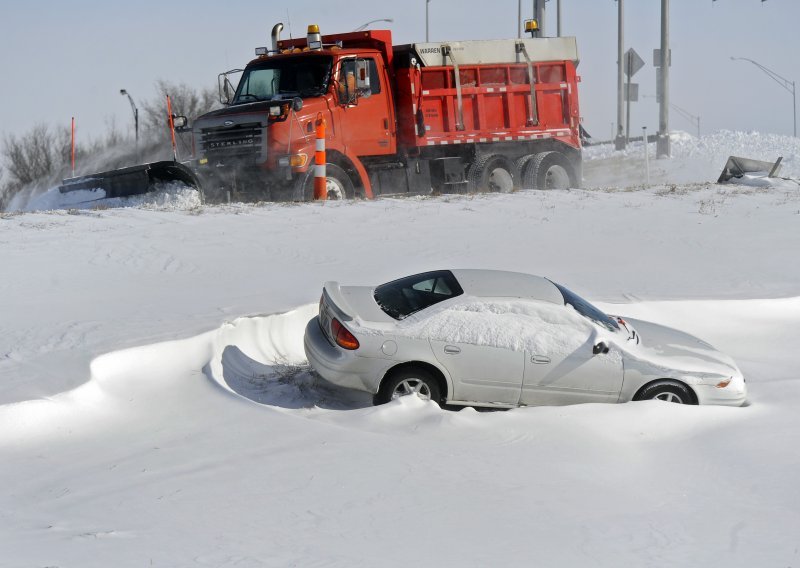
[552,282,620,332]
[374,270,464,320]
[233,55,333,103]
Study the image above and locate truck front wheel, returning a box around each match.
[294,163,356,201]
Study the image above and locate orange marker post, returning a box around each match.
[166,95,178,162]
[314,113,327,200]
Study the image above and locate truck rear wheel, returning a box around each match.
[294,163,356,201]
[467,154,515,193]
[524,151,574,190]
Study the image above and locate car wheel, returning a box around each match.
[524,151,574,190]
[375,367,442,406]
[294,163,356,201]
[467,154,515,193]
[634,380,696,405]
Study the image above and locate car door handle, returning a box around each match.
[531,355,551,364]
[444,345,461,355]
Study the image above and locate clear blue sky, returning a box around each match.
[1,0,797,144]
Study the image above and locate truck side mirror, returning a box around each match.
[172,115,188,129]
[355,59,371,99]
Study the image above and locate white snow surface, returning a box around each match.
[388,299,595,357]
[2,131,800,567]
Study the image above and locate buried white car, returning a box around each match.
[303,270,747,408]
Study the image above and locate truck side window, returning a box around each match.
[338,58,381,103]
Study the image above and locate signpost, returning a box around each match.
[624,48,644,142]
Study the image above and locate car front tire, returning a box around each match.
[375,367,442,406]
[634,380,697,405]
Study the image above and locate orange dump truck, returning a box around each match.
[190,23,583,201]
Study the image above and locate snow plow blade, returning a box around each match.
[58,161,201,198]
[718,156,783,183]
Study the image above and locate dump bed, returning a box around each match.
[392,37,581,151]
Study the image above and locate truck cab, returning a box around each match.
[191,26,397,201]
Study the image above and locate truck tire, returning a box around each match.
[524,151,575,190]
[514,154,537,190]
[467,154,515,193]
[294,163,356,201]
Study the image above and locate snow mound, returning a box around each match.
[7,181,202,213]
[388,299,595,356]
[584,130,800,188]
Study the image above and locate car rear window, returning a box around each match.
[374,270,463,320]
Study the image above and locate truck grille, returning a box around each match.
[200,122,264,162]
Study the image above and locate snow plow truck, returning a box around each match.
[61,23,583,201]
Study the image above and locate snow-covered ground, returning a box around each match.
[1,131,799,567]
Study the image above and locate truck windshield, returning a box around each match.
[233,55,333,103]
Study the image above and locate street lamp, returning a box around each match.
[731,56,796,137]
[353,18,393,32]
[119,89,139,147]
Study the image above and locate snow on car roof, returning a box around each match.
[450,269,563,304]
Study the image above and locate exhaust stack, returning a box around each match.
[271,23,284,52]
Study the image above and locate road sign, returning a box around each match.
[625,48,645,77]
[624,83,639,102]
[653,48,672,67]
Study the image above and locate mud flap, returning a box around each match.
[717,156,783,184]
[58,161,201,198]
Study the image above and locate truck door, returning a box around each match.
[520,341,624,406]
[336,57,394,156]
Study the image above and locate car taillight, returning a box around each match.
[331,318,359,350]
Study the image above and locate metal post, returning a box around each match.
[518,0,522,38]
[793,81,797,138]
[643,127,650,185]
[426,0,430,42]
[557,0,562,37]
[626,54,632,142]
[657,0,671,158]
[534,0,545,37]
[615,0,626,150]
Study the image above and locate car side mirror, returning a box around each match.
[593,342,610,355]
[292,97,303,112]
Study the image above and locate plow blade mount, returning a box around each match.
[58,161,201,198]
[718,156,783,184]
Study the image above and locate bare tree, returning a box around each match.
[141,79,218,134]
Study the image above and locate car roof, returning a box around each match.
[450,269,564,304]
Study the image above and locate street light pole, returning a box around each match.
[426,0,431,42]
[731,56,797,138]
[119,89,139,148]
[353,18,394,31]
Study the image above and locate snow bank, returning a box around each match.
[584,129,800,188]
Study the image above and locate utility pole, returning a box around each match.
[557,0,562,37]
[614,0,626,150]
[534,0,546,37]
[657,0,671,158]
